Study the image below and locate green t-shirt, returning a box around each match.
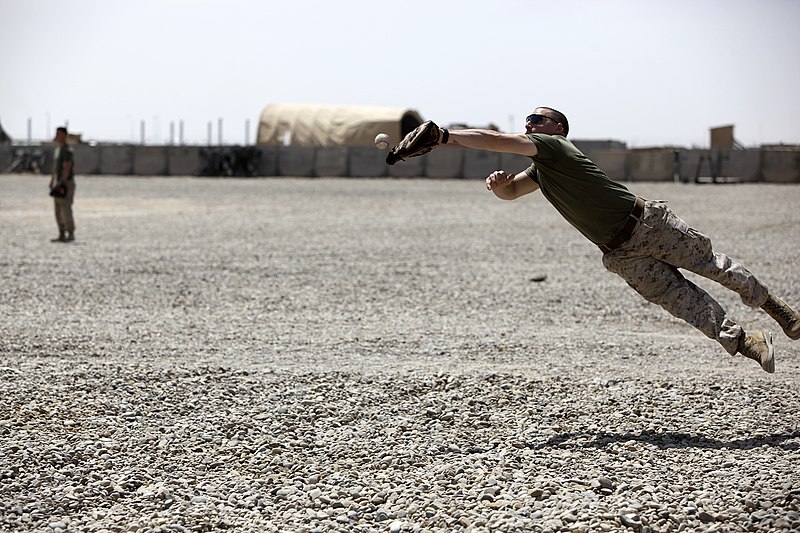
[524,133,636,245]
[54,144,75,181]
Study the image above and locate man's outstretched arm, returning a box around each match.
[444,128,538,157]
[386,121,538,165]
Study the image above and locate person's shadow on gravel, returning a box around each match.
[529,429,800,451]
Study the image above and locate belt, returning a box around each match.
[598,196,645,253]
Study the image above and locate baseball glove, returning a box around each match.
[386,120,444,165]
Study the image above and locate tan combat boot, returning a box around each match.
[738,331,775,373]
[761,295,800,340]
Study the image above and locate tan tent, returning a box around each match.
[257,104,423,147]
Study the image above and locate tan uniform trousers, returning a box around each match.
[602,200,769,356]
[53,180,76,234]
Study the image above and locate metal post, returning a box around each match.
[245,119,250,145]
[169,121,175,145]
[218,118,223,146]
[207,122,212,145]
[27,117,32,144]
[179,120,184,145]
[140,120,145,145]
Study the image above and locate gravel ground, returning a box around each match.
[1,174,799,533]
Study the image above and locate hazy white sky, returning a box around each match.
[2,0,799,147]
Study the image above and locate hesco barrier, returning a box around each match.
[1,143,798,182]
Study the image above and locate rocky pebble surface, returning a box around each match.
[1,175,799,532]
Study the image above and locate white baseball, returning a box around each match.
[374,133,390,150]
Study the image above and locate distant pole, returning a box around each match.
[27,117,32,144]
[207,121,212,145]
[179,120,184,145]
[218,117,223,146]
[169,121,175,145]
[245,119,250,145]
[140,120,145,145]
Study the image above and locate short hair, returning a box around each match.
[540,107,569,137]
[56,126,68,135]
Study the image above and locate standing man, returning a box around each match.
[386,109,800,372]
[49,126,76,242]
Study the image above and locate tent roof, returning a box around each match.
[257,104,423,147]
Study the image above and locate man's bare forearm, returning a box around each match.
[446,129,537,156]
[486,171,540,200]
[60,161,72,181]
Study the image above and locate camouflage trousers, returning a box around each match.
[602,200,769,356]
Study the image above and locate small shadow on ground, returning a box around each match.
[528,429,800,451]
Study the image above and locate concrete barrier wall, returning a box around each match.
[349,147,386,178]
[627,149,675,181]
[73,144,100,174]
[42,148,54,173]
[0,145,12,172]
[725,150,761,182]
[314,147,348,177]
[278,146,315,177]
[677,149,760,182]
[424,149,462,178]
[678,149,709,182]
[167,146,202,176]
[134,146,168,175]
[388,154,424,178]
[3,144,798,183]
[762,149,800,183]
[99,145,134,175]
[463,150,500,179]
[257,146,278,176]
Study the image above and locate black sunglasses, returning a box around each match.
[526,113,556,125]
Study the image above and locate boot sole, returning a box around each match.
[762,331,775,373]
[785,324,800,341]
